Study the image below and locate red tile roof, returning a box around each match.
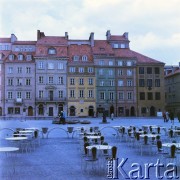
[0,38,11,43]
[165,68,180,77]
[13,41,36,45]
[109,35,128,41]
[68,44,93,62]
[92,40,114,55]
[36,36,68,45]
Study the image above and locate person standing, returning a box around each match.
[166,111,169,122]
[163,111,167,123]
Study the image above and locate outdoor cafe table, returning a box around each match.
[19,130,34,134]
[162,143,180,148]
[5,137,28,141]
[86,145,112,150]
[139,134,159,138]
[0,147,19,153]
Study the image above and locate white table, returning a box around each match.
[86,136,101,140]
[6,137,28,141]
[86,145,112,150]
[0,147,19,152]
[162,143,180,148]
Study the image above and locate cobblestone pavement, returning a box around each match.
[0,117,179,180]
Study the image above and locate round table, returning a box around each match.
[6,137,28,141]
[0,147,19,152]
[86,145,112,150]
[162,143,180,148]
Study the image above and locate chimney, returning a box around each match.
[106,30,111,40]
[123,32,129,40]
[89,32,94,47]
[65,32,68,39]
[37,30,45,40]
[11,34,17,43]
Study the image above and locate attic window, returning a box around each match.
[113,44,118,48]
[18,54,23,61]
[9,54,15,61]
[26,55,32,61]
[48,48,56,54]
[121,44,125,48]
[82,55,88,61]
[100,48,105,51]
[73,55,79,61]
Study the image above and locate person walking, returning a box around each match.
[163,111,167,123]
[111,113,114,121]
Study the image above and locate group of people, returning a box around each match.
[163,111,174,123]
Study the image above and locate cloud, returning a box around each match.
[0,0,180,64]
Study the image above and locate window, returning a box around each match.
[78,67,84,73]
[48,48,56,54]
[118,69,123,76]
[39,76,44,84]
[26,67,31,73]
[70,78,75,85]
[69,67,75,72]
[48,77,53,84]
[118,92,124,100]
[48,63,54,69]
[155,67,160,74]
[58,91,63,98]
[100,80,104,86]
[79,78,84,85]
[88,78,93,85]
[99,69,103,75]
[8,92,13,99]
[121,44,126,48]
[82,55,88,61]
[26,92,31,99]
[18,54,23,60]
[139,67,144,74]
[155,79,160,87]
[79,90,84,98]
[127,92,133,100]
[155,92,161,100]
[26,79,31,85]
[110,80,114,86]
[109,61,113,66]
[58,77,63,84]
[8,78,13,86]
[26,55,32,61]
[8,67,13,74]
[118,60,123,66]
[147,67,152,74]
[127,69,132,76]
[109,92,114,100]
[73,55,79,61]
[127,61,132,66]
[99,60,104,66]
[38,62,44,69]
[139,79,145,87]
[70,90,75,98]
[118,80,124,86]
[8,107,13,114]
[17,92,22,98]
[100,92,105,100]
[140,92,145,100]
[17,78,22,86]
[14,107,20,114]
[9,54,14,61]
[108,69,113,76]
[147,79,153,87]
[58,62,64,69]
[113,44,118,48]
[39,90,44,98]
[141,107,146,114]
[147,92,153,100]
[127,80,133,86]
[17,67,22,73]
[88,67,93,73]
[88,90,93,98]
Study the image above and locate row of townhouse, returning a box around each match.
[0,30,165,118]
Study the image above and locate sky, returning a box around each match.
[0,0,180,65]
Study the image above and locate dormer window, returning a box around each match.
[18,54,23,61]
[26,55,32,61]
[48,47,56,55]
[82,55,88,61]
[120,44,126,48]
[113,44,118,48]
[73,55,79,61]
[9,54,15,61]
